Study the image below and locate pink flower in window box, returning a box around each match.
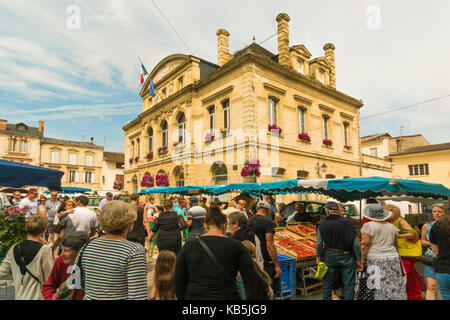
[323,139,332,146]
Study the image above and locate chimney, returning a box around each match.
[276,13,291,68]
[323,43,336,88]
[0,119,6,131]
[90,137,94,144]
[216,29,233,66]
[38,120,44,133]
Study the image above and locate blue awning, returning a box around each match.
[0,159,64,191]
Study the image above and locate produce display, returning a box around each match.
[275,226,316,262]
[287,222,317,241]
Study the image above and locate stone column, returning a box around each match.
[276,13,291,68]
[323,43,336,88]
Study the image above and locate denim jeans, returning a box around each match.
[322,250,356,300]
[435,272,450,300]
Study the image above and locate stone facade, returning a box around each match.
[0,119,42,166]
[123,13,392,203]
[40,137,103,191]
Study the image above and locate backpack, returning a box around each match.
[13,242,43,284]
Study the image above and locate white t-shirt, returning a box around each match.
[361,221,399,258]
[18,197,38,218]
[58,206,98,239]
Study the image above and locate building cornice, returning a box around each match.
[201,85,234,105]
[293,94,313,105]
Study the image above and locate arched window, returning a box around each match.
[174,166,185,187]
[177,113,185,144]
[222,99,230,130]
[161,120,168,147]
[211,162,228,185]
[132,175,138,193]
[268,97,278,126]
[148,127,153,152]
[208,106,215,133]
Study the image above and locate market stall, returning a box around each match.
[0,159,64,191]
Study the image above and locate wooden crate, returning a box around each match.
[297,281,323,296]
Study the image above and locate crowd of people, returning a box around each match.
[0,189,449,301]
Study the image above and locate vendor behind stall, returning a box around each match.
[291,203,312,223]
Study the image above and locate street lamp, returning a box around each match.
[316,160,328,178]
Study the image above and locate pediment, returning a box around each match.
[291,45,312,59]
[140,54,190,96]
[309,57,331,68]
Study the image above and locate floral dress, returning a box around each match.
[424,222,435,258]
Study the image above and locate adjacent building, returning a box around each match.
[122,12,392,201]
[388,143,450,188]
[40,137,103,192]
[0,119,43,166]
[101,151,125,196]
[0,119,124,194]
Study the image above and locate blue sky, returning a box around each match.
[0,0,449,152]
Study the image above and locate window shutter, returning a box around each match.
[92,172,95,183]
[75,171,79,182]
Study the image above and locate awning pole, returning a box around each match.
[359,192,362,224]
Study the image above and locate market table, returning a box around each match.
[274,223,322,298]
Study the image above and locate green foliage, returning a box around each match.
[0,206,27,260]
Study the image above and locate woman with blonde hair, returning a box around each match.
[238,200,248,217]
[76,200,148,300]
[421,203,447,299]
[149,250,177,300]
[386,204,423,300]
[0,215,53,299]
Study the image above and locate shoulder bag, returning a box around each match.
[395,218,422,258]
[62,238,94,300]
[196,236,236,286]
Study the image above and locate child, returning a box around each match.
[149,250,177,300]
[52,199,75,257]
[241,240,273,300]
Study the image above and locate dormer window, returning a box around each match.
[318,69,325,84]
[297,58,304,74]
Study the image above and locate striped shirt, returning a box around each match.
[77,238,148,300]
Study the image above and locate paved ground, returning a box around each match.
[0,256,441,300]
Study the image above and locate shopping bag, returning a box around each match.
[314,262,328,280]
[355,269,375,300]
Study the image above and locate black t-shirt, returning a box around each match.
[174,235,264,300]
[248,214,275,265]
[152,211,185,251]
[293,212,312,223]
[430,222,450,274]
[231,227,256,244]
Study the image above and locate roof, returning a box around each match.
[390,142,450,156]
[361,133,391,143]
[42,137,103,150]
[232,43,276,61]
[0,122,43,138]
[104,151,124,163]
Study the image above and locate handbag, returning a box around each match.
[355,267,375,300]
[415,269,427,291]
[420,255,436,266]
[395,219,422,258]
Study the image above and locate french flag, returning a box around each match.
[140,61,148,85]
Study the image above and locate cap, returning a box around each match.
[256,201,271,209]
[324,201,339,211]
